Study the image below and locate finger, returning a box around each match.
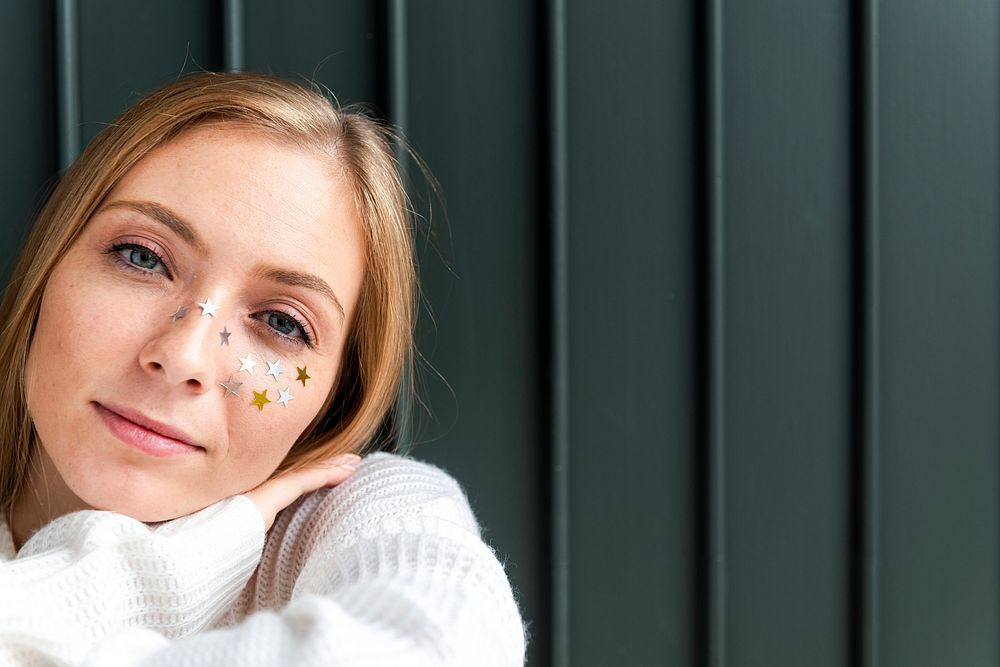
[297,457,360,494]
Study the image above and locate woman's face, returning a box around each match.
[22,123,366,522]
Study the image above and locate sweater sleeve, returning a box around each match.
[75,455,528,667]
[0,494,266,667]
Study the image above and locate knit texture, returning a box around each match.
[0,452,526,666]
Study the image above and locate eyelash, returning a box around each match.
[105,241,316,348]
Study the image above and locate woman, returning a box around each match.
[0,72,525,665]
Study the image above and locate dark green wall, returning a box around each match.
[1,1,997,665]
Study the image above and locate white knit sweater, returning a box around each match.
[0,452,526,666]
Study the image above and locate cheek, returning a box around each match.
[25,281,130,459]
[29,275,141,384]
[219,371,334,482]
[26,278,100,409]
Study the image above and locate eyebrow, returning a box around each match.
[254,267,347,324]
[102,200,209,255]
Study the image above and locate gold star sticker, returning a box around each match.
[296,366,311,387]
[250,389,271,412]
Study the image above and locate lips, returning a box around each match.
[95,401,204,450]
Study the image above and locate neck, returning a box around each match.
[8,446,88,552]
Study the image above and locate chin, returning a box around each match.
[84,496,192,523]
[71,475,212,523]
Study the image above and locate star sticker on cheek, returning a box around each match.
[197,297,221,317]
[220,376,242,397]
[219,326,231,346]
[170,306,188,321]
[251,389,271,412]
[277,387,294,407]
[296,366,310,387]
[265,359,285,380]
[238,353,258,375]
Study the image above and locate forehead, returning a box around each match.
[114,124,354,241]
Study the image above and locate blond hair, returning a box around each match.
[0,72,417,519]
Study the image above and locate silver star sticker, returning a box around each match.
[170,306,188,321]
[265,359,285,380]
[197,297,220,317]
[220,376,242,397]
[277,387,294,407]
[238,353,258,374]
[219,326,231,346]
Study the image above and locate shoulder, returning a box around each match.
[261,453,527,663]
[280,451,483,549]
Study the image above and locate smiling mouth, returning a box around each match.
[94,402,205,457]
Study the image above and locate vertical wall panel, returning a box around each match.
[722,2,852,664]
[387,0,412,450]
[402,4,548,666]
[244,0,382,110]
[706,0,726,663]
[77,0,221,148]
[0,3,56,286]
[222,0,245,72]
[55,0,80,169]
[858,1,881,665]
[878,1,1000,664]
[387,0,408,141]
[547,0,570,664]
[565,2,696,665]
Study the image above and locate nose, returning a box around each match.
[139,308,220,393]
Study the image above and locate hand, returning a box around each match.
[243,453,361,531]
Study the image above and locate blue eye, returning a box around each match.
[268,312,300,337]
[109,242,169,277]
[259,310,314,347]
[126,247,159,270]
